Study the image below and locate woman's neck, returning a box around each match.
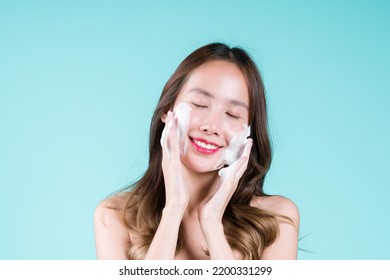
[181,166,220,215]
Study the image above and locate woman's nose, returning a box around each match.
[199,112,221,136]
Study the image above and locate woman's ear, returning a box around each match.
[161,112,167,123]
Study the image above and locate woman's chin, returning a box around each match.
[181,156,220,175]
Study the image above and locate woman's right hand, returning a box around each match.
[161,111,189,211]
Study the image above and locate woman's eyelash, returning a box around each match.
[191,103,239,119]
[226,112,239,119]
[192,103,207,108]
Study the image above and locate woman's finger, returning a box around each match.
[219,138,252,180]
[161,111,172,161]
[168,111,181,160]
[234,138,253,180]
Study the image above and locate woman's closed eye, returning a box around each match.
[226,112,240,119]
[191,102,208,108]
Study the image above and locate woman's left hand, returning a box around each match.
[198,138,253,228]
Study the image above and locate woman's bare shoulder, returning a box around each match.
[94,194,132,259]
[251,195,300,259]
[251,195,300,228]
[98,194,126,207]
[94,194,126,227]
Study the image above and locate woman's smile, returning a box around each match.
[189,136,222,154]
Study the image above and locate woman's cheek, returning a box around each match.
[225,121,250,140]
[188,111,205,126]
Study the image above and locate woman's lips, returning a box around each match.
[190,137,222,154]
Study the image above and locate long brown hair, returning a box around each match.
[119,42,279,259]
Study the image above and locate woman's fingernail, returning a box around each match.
[240,156,248,162]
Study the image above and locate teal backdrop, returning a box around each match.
[1,0,389,259]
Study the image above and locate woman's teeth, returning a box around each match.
[193,139,218,150]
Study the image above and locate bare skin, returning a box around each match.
[94,61,300,260]
[94,195,299,259]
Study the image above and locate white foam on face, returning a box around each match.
[160,102,192,158]
[173,102,192,155]
[214,125,250,171]
[161,103,249,176]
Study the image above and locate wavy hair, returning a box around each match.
[118,42,279,259]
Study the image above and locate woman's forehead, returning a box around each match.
[179,60,249,105]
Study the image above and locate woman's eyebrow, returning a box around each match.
[231,100,249,110]
[189,87,249,110]
[189,87,213,98]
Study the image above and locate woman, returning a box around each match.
[94,42,300,260]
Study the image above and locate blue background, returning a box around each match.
[1,0,389,259]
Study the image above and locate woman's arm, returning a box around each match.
[94,200,130,259]
[94,198,185,260]
[144,206,185,259]
[200,217,236,259]
[144,111,188,259]
[199,139,253,259]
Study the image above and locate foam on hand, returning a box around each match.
[160,102,192,158]
[214,125,250,174]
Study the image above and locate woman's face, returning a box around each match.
[173,60,250,173]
